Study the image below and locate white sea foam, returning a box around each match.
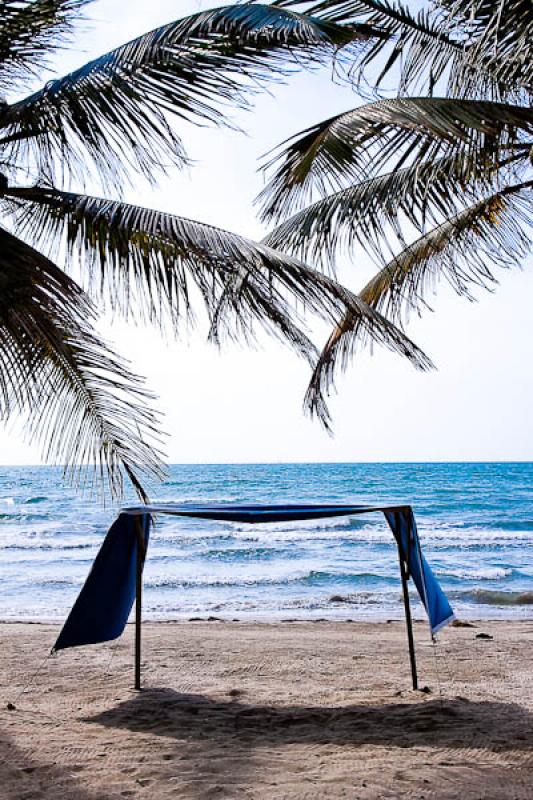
[435,566,513,580]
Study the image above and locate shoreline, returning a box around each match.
[2,608,533,625]
[2,620,532,798]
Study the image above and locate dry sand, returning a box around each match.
[1,619,532,799]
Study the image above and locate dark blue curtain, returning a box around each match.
[53,513,150,651]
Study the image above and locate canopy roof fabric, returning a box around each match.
[121,503,400,523]
[53,503,454,654]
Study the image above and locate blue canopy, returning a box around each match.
[53,503,454,653]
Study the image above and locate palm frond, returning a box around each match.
[305,181,533,424]
[0,226,165,501]
[1,186,334,354]
[275,0,463,95]
[0,1,91,92]
[259,96,533,222]
[2,183,433,378]
[0,3,372,188]
[358,181,533,323]
[276,0,532,99]
[442,0,533,96]
[304,292,433,430]
[262,150,503,267]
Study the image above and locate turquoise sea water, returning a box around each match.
[1,463,532,623]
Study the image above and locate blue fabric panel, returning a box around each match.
[121,503,374,523]
[53,513,150,651]
[54,503,453,651]
[384,508,454,635]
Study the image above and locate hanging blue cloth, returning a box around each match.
[53,513,150,651]
[384,508,454,635]
[53,503,453,652]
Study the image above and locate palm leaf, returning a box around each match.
[0,3,370,188]
[0,226,164,501]
[259,96,533,222]
[275,0,464,95]
[0,1,91,91]
[2,183,433,381]
[304,293,433,430]
[442,0,533,96]
[262,150,503,267]
[0,185,369,354]
[358,181,533,322]
[276,0,532,99]
[305,181,533,424]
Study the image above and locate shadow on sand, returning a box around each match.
[85,688,533,753]
[3,692,532,800]
[0,722,101,800]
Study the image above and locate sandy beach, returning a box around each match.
[1,619,532,799]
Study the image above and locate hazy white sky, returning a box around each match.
[1,0,532,465]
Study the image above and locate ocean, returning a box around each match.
[1,462,532,623]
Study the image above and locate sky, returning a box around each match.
[1,0,532,465]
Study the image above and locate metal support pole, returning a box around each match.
[134,516,145,691]
[396,539,418,691]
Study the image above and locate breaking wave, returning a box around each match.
[462,589,533,606]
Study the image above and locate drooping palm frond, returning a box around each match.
[2,184,430,367]
[2,183,436,383]
[441,0,533,97]
[302,294,434,430]
[275,0,463,95]
[276,0,532,99]
[259,96,533,222]
[262,150,505,267]
[0,226,164,501]
[0,1,92,91]
[358,182,533,322]
[304,181,533,424]
[0,3,374,188]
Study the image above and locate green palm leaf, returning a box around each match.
[275,0,463,94]
[305,181,533,424]
[0,3,369,188]
[0,226,164,501]
[304,297,433,431]
[259,96,533,222]
[442,0,533,96]
[358,182,533,322]
[276,0,533,98]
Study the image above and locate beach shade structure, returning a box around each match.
[53,504,454,690]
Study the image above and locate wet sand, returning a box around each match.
[1,620,532,799]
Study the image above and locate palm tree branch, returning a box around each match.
[304,291,434,430]
[359,180,533,322]
[276,0,532,98]
[0,1,92,90]
[304,180,533,426]
[262,149,511,268]
[2,183,433,381]
[275,0,464,92]
[443,0,533,96]
[1,184,364,355]
[259,96,533,222]
[0,3,372,188]
[0,225,165,501]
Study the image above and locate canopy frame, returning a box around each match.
[53,503,454,692]
[130,509,419,690]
